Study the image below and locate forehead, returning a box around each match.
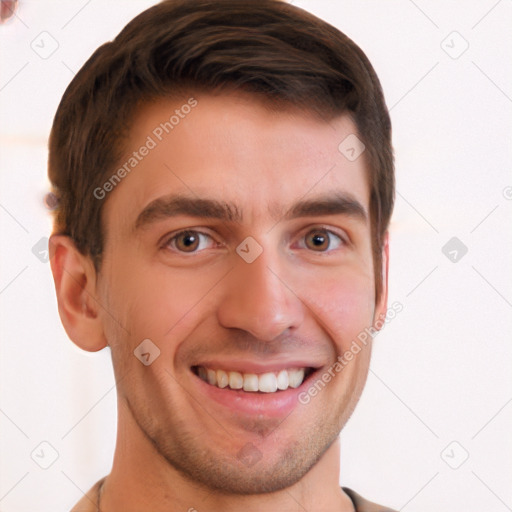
[102,92,370,234]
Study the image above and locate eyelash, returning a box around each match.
[161,226,348,255]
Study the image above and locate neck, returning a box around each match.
[100,400,355,512]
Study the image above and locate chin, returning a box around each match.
[150,415,342,496]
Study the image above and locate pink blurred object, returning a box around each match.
[0,0,18,23]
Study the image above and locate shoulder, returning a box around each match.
[342,487,397,512]
[69,477,105,512]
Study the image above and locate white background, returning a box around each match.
[1,1,511,510]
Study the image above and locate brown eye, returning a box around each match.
[168,230,214,253]
[175,231,199,252]
[303,229,343,252]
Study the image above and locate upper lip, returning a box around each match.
[192,359,324,374]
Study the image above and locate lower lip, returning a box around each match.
[192,370,318,418]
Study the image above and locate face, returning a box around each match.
[96,92,388,494]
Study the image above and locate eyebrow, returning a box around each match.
[133,192,367,232]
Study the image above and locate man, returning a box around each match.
[48,0,396,510]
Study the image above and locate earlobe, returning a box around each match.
[49,234,107,352]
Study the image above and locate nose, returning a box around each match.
[216,248,305,341]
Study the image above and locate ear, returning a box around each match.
[49,234,107,352]
[373,231,389,330]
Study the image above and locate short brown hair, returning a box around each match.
[48,0,394,300]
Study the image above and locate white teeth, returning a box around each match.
[276,369,289,390]
[198,366,207,381]
[259,372,278,393]
[216,369,229,388]
[243,373,259,392]
[207,368,217,386]
[288,368,305,388]
[228,371,243,390]
[196,366,309,392]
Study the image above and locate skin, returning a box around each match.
[50,91,389,512]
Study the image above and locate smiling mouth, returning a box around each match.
[192,365,315,393]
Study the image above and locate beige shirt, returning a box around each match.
[71,477,397,511]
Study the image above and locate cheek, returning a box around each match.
[297,269,375,352]
[103,258,225,350]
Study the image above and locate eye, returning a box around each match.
[299,228,345,252]
[164,230,216,253]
